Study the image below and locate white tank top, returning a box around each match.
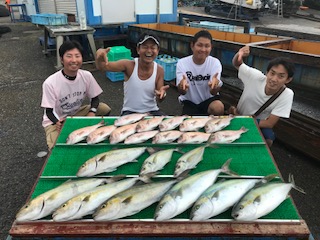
[122,58,159,113]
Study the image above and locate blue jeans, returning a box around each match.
[256,119,275,141]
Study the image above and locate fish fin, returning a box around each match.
[83,195,92,202]
[240,126,249,132]
[139,172,157,183]
[211,191,220,200]
[253,195,261,205]
[176,169,190,179]
[106,175,127,184]
[288,174,306,194]
[99,120,106,126]
[221,158,239,176]
[254,174,279,188]
[122,196,133,205]
[146,147,163,155]
[47,192,59,201]
[174,147,185,154]
[105,168,117,172]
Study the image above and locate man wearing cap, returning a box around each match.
[176,30,224,116]
[95,32,169,116]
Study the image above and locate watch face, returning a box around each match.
[90,108,97,113]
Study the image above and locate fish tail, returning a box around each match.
[240,126,249,132]
[221,158,239,176]
[288,174,306,194]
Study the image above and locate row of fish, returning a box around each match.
[66,114,248,145]
[77,145,207,178]
[16,162,304,222]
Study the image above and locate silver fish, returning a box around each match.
[76,147,147,177]
[109,122,138,144]
[15,178,107,222]
[124,130,159,144]
[232,174,305,221]
[208,127,248,144]
[191,178,262,221]
[52,177,139,221]
[136,116,165,133]
[114,113,148,127]
[66,120,105,144]
[154,159,234,221]
[179,116,214,132]
[174,145,206,177]
[204,115,234,133]
[158,116,188,131]
[152,130,183,144]
[139,148,177,177]
[86,125,117,144]
[93,180,177,221]
[177,132,211,144]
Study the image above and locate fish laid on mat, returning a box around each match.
[109,122,138,144]
[136,116,165,133]
[158,116,189,132]
[208,127,248,144]
[76,147,147,177]
[15,178,108,222]
[190,174,277,221]
[177,132,211,144]
[174,145,207,178]
[93,180,177,221]
[179,116,214,132]
[152,130,183,144]
[204,115,234,133]
[154,159,235,221]
[52,177,140,221]
[66,120,105,144]
[232,174,305,221]
[139,148,178,177]
[124,130,159,144]
[86,125,117,144]
[114,113,148,127]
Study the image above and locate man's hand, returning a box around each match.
[208,73,219,90]
[178,75,189,94]
[96,48,111,70]
[87,112,96,117]
[155,85,170,100]
[55,120,65,132]
[237,45,250,62]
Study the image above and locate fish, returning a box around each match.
[114,113,148,127]
[109,122,138,144]
[86,125,117,144]
[154,159,235,221]
[52,177,140,221]
[208,127,248,144]
[124,130,159,144]
[158,116,189,131]
[173,145,207,178]
[66,120,105,144]
[93,180,177,221]
[152,130,184,144]
[15,178,107,222]
[190,174,277,221]
[136,116,165,133]
[232,174,305,221]
[139,148,178,177]
[177,132,211,144]
[179,116,214,132]
[76,147,147,177]
[204,115,234,133]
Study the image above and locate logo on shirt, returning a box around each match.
[186,71,211,85]
[61,98,83,114]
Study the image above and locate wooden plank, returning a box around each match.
[10,220,310,238]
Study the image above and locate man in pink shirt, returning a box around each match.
[41,40,111,151]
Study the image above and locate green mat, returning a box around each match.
[31,116,300,221]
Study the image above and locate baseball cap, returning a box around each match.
[137,33,160,47]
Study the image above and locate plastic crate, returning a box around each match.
[31,13,68,26]
[107,46,132,62]
[155,54,179,81]
[106,71,125,82]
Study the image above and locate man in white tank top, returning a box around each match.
[176,30,225,116]
[95,32,169,116]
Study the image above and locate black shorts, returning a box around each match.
[182,96,221,116]
[121,110,166,116]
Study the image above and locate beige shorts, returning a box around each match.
[44,102,111,150]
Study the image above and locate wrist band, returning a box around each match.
[89,107,97,113]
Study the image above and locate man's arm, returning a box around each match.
[233,45,250,70]
[259,114,280,128]
[154,65,169,102]
[95,48,128,72]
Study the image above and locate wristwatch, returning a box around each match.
[89,107,97,113]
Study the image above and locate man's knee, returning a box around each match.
[97,103,111,116]
[208,100,224,115]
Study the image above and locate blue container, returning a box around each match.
[31,13,67,25]
[106,71,125,82]
[155,54,179,81]
[190,21,236,32]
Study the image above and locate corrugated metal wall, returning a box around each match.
[38,0,77,15]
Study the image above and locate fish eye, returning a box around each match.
[195,205,200,210]
[101,204,106,209]
[239,205,244,210]
[24,205,29,209]
[62,204,67,208]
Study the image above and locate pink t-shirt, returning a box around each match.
[41,69,103,127]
